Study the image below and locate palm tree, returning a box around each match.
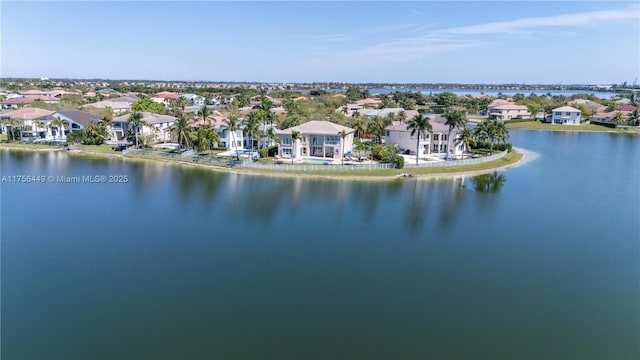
[2,119,22,141]
[367,116,386,144]
[127,112,146,148]
[254,95,276,127]
[612,112,626,126]
[171,114,193,149]
[198,105,211,126]
[245,112,261,151]
[290,130,301,164]
[407,114,432,165]
[455,128,477,159]
[32,120,45,139]
[51,117,69,141]
[474,119,508,154]
[444,110,466,159]
[222,114,241,160]
[349,117,367,141]
[397,110,407,123]
[629,109,640,126]
[339,129,348,165]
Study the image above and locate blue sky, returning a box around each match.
[1,1,639,84]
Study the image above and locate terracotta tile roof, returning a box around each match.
[3,108,55,120]
[616,104,638,112]
[1,95,59,105]
[154,91,179,100]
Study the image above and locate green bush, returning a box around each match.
[394,154,404,169]
[66,130,84,144]
[258,146,278,159]
[476,141,513,152]
[371,144,399,163]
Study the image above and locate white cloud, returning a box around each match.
[442,6,640,35]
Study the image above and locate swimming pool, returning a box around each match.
[302,158,334,164]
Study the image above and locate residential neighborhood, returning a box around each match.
[1,78,638,168]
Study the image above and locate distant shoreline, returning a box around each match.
[0,144,525,181]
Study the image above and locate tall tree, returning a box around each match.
[349,116,367,141]
[290,130,301,164]
[454,128,477,158]
[397,110,407,123]
[127,112,146,148]
[245,112,261,151]
[223,114,241,160]
[32,120,46,139]
[339,129,348,165]
[51,117,70,141]
[444,109,467,159]
[198,105,212,126]
[407,114,432,165]
[171,114,193,149]
[612,112,626,125]
[628,109,640,126]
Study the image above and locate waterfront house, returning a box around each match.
[1,108,55,139]
[482,99,512,116]
[277,120,355,160]
[50,110,102,139]
[384,114,465,157]
[112,112,177,144]
[549,106,581,125]
[488,104,530,120]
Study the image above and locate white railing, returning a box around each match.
[242,162,396,171]
[403,150,508,168]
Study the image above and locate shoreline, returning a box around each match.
[1,144,525,181]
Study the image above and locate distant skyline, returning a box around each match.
[2,1,639,84]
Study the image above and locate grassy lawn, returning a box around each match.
[74,144,118,154]
[505,121,637,132]
[0,142,65,150]
[240,151,523,177]
[0,134,7,142]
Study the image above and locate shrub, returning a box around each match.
[476,141,513,153]
[371,144,399,163]
[394,154,404,169]
[66,130,84,144]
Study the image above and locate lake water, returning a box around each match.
[323,88,619,99]
[2,131,639,359]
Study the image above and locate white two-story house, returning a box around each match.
[112,112,177,144]
[549,106,581,125]
[385,115,465,157]
[277,120,354,160]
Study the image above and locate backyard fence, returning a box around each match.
[243,162,396,172]
[403,150,508,168]
[122,148,248,166]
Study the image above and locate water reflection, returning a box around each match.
[471,172,506,193]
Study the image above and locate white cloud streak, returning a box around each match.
[442,6,640,35]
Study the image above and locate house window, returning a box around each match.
[566,112,571,116]
[386,130,389,136]
[442,134,447,141]
[282,137,291,145]
[555,112,561,116]
[432,134,439,140]
[282,148,292,155]
[326,135,339,145]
